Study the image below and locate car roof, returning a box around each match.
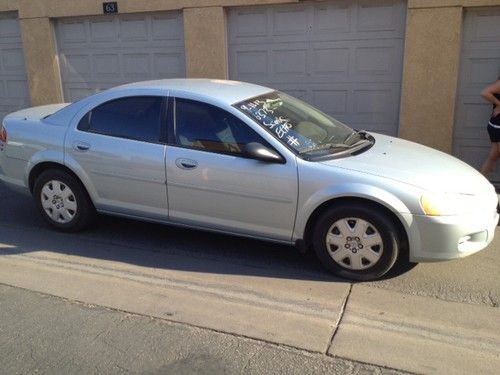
[113,79,274,105]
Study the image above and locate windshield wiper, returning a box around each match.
[343,129,369,145]
[299,139,369,155]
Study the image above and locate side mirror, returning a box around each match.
[244,142,285,164]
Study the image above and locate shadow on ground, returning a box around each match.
[0,183,415,282]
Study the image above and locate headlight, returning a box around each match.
[420,192,477,216]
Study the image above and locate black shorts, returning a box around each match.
[487,123,500,143]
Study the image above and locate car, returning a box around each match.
[0,79,498,281]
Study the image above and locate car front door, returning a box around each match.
[65,95,168,220]
[165,97,298,241]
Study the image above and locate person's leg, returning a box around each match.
[481,142,500,177]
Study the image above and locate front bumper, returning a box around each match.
[404,209,499,262]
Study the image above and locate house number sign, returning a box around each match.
[103,2,118,14]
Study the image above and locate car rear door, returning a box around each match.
[165,97,298,241]
[65,95,168,220]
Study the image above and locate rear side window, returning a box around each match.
[78,96,163,143]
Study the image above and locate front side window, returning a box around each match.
[235,91,372,159]
[174,98,268,155]
[78,96,163,143]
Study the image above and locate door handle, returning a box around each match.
[73,141,90,152]
[175,158,198,170]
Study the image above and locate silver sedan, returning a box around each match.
[0,79,498,280]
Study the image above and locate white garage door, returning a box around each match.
[0,13,30,120]
[56,12,185,102]
[453,7,500,182]
[228,0,406,135]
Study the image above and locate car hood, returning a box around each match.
[320,133,493,194]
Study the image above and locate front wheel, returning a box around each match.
[33,169,95,232]
[313,202,400,281]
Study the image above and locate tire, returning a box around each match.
[312,202,400,281]
[33,169,95,232]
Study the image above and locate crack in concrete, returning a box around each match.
[488,292,499,308]
[325,283,353,354]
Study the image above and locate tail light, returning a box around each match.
[0,126,7,150]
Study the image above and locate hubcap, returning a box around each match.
[40,180,77,224]
[325,218,383,271]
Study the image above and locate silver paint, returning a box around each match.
[0,79,498,265]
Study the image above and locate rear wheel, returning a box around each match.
[313,202,400,281]
[33,169,94,232]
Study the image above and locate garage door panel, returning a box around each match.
[65,86,99,102]
[122,53,151,80]
[89,18,116,42]
[120,16,149,41]
[61,54,91,82]
[5,80,28,99]
[0,13,30,121]
[0,17,20,37]
[2,48,25,72]
[228,9,269,38]
[57,12,185,102]
[464,57,500,86]
[313,1,351,34]
[464,9,500,42]
[151,14,183,40]
[454,98,492,139]
[153,52,185,76]
[92,54,120,82]
[269,82,400,129]
[453,139,491,170]
[231,41,403,84]
[0,82,28,101]
[357,0,404,33]
[58,21,87,45]
[230,1,404,43]
[314,47,350,74]
[354,46,397,76]
[230,48,268,81]
[272,6,310,35]
[312,89,349,114]
[272,48,308,76]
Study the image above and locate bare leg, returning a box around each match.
[480,142,500,177]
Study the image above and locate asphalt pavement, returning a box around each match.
[0,284,406,375]
[0,183,499,374]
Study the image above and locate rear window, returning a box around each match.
[78,96,163,143]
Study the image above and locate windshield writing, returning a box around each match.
[236,92,356,156]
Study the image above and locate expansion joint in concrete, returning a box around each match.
[325,283,353,355]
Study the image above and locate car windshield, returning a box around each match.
[235,91,370,157]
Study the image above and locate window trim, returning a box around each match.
[77,95,168,145]
[169,97,283,160]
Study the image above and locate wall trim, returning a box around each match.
[409,0,500,8]
[0,0,17,12]
[17,0,298,20]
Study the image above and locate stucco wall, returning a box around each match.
[1,0,500,152]
[19,17,62,105]
[184,7,228,79]
[398,6,463,152]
